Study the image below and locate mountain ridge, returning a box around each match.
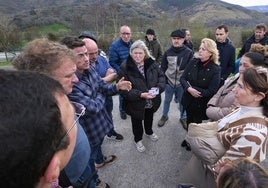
[0,0,267,30]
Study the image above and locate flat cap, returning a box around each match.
[170,29,185,38]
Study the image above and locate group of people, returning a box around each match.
[1,22,268,188]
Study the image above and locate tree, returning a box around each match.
[0,15,22,61]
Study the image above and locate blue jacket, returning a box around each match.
[109,38,133,72]
[68,66,117,145]
[216,38,235,80]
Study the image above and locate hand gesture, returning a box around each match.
[116,77,132,91]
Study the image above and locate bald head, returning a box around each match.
[82,38,98,64]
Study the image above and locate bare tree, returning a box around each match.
[106,2,120,39]
[0,15,21,61]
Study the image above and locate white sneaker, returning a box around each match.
[135,141,146,152]
[146,133,158,142]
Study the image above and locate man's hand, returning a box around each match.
[116,77,132,91]
[103,72,117,83]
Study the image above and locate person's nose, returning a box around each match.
[72,74,79,83]
[84,54,89,63]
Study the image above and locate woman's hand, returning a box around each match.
[187,87,202,98]
[140,92,156,99]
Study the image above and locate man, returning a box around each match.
[12,39,94,188]
[182,28,194,52]
[109,25,133,119]
[83,38,124,142]
[174,28,194,103]
[79,30,108,60]
[145,28,163,66]
[215,24,235,86]
[158,29,193,129]
[238,23,268,58]
[0,70,77,188]
[60,37,131,188]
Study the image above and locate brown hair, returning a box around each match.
[243,68,268,117]
[217,158,268,188]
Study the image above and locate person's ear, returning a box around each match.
[43,155,61,183]
[255,92,265,102]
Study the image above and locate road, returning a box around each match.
[0,52,20,62]
[98,95,268,188]
[99,94,191,188]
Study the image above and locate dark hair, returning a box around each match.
[0,70,68,187]
[242,68,268,117]
[217,158,268,188]
[244,52,267,67]
[60,36,85,49]
[12,38,77,76]
[255,23,267,32]
[216,24,229,33]
[78,31,97,43]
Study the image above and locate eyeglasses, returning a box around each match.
[56,101,86,149]
[64,102,86,137]
[121,32,131,35]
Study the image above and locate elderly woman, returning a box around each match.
[179,68,268,188]
[117,40,165,152]
[207,45,268,121]
[180,38,221,150]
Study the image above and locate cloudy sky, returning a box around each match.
[221,0,268,7]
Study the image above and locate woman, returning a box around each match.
[179,68,268,188]
[181,38,221,126]
[180,38,221,150]
[207,47,268,121]
[217,158,268,188]
[117,40,165,152]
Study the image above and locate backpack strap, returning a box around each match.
[226,117,268,129]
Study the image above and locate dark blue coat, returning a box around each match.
[216,38,235,80]
[109,38,133,72]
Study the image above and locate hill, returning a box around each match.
[0,0,267,30]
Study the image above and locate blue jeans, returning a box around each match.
[89,138,105,187]
[105,96,116,136]
[64,121,92,186]
[119,94,124,112]
[162,84,186,119]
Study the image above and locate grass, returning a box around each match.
[38,24,69,35]
[0,62,11,66]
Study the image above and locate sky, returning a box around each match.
[220,0,268,7]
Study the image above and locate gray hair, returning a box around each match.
[130,40,154,60]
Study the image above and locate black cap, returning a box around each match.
[146,28,155,35]
[170,29,185,38]
[78,31,97,43]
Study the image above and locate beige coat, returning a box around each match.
[179,107,268,188]
[206,74,239,121]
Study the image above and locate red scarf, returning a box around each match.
[201,59,210,67]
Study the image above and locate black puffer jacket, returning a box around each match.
[117,56,166,119]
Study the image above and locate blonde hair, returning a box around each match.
[250,43,265,55]
[130,40,154,60]
[201,38,219,65]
